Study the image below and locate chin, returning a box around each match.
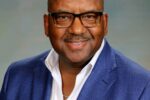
[67,55,90,65]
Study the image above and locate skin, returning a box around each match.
[44,0,108,97]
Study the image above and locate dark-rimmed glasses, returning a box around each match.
[48,11,103,28]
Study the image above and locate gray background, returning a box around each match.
[0,0,150,88]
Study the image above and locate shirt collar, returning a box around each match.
[78,39,105,75]
[45,48,59,72]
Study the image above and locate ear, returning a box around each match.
[102,13,108,35]
[43,14,49,37]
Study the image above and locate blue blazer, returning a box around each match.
[1,41,150,100]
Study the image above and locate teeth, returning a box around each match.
[73,42,81,46]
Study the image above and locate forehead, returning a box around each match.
[48,0,103,12]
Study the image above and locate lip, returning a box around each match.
[65,40,88,50]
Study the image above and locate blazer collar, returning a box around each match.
[30,52,52,100]
[78,40,118,100]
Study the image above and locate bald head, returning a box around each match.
[47,0,104,11]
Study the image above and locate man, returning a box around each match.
[1,0,150,100]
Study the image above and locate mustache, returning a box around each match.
[64,34,92,42]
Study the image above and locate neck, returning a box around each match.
[59,61,83,75]
[59,58,84,98]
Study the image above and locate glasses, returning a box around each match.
[48,11,103,28]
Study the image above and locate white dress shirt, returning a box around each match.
[45,39,105,100]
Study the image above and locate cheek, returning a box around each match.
[48,18,65,40]
[89,26,105,41]
[88,26,105,52]
[48,26,66,50]
[48,22,65,40]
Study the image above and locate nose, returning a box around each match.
[68,17,86,35]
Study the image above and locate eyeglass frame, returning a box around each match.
[48,11,104,28]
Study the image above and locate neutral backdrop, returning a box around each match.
[0,0,150,88]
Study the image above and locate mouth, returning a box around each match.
[65,39,88,51]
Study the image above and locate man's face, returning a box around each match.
[44,0,108,65]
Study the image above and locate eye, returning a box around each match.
[55,14,72,22]
[82,13,97,21]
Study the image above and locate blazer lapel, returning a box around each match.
[31,57,53,100]
[78,41,118,100]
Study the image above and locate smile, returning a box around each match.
[65,40,88,50]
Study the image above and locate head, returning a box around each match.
[44,0,108,66]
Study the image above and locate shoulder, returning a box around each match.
[0,50,50,98]
[114,49,150,77]
[113,49,150,91]
[104,41,150,80]
[111,49,150,99]
[102,41,150,83]
[6,50,50,76]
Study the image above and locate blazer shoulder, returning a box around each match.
[113,49,150,86]
[110,49,150,99]
[7,50,50,74]
[0,50,51,99]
